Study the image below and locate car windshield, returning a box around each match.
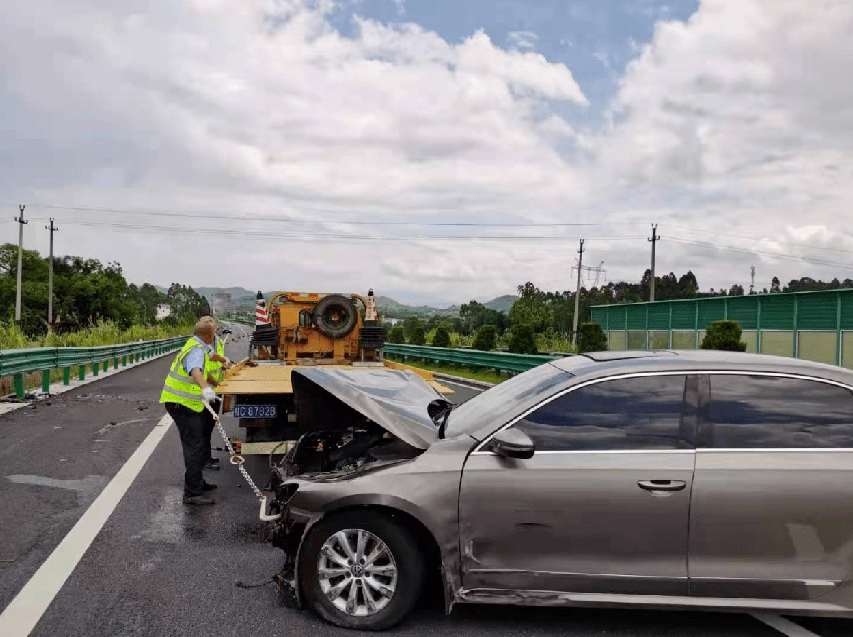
[445,363,573,439]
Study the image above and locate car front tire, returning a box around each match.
[299,510,425,631]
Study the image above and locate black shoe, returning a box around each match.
[203,459,220,471]
[202,482,217,491]
[183,495,215,505]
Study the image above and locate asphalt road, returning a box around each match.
[0,328,851,637]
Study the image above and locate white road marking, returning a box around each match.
[6,475,105,494]
[0,414,173,637]
[752,613,824,637]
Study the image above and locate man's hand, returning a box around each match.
[202,387,217,404]
[210,354,227,363]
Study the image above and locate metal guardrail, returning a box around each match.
[382,343,566,374]
[0,335,189,399]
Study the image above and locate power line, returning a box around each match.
[30,203,641,228]
[666,224,853,256]
[57,218,646,241]
[18,204,853,258]
[665,236,853,270]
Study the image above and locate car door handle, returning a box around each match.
[637,480,687,492]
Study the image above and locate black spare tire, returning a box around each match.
[313,294,358,339]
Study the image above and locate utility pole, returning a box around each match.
[14,205,27,326]
[571,238,584,349]
[648,224,659,302]
[750,266,755,295]
[45,218,59,329]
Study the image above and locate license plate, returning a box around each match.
[233,405,277,419]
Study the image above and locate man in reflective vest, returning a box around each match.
[160,320,219,505]
[201,317,230,470]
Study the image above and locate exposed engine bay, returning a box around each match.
[278,428,422,478]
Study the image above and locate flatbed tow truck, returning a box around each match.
[215,289,453,456]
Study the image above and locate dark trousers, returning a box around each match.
[202,397,221,463]
[165,403,208,497]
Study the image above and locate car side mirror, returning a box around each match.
[487,428,535,460]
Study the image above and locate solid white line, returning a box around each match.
[752,613,823,637]
[0,414,173,637]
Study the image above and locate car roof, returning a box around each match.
[549,350,853,385]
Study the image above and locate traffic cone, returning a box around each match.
[365,288,378,322]
[360,289,385,352]
[255,291,269,326]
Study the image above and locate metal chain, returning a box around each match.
[203,402,265,500]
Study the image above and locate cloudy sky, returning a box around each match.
[2,0,853,305]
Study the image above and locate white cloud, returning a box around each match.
[507,30,539,50]
[586,0,853,281]
[3,0,853,303]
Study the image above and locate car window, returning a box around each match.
[704,375,853,449]
[446,363,573,437]
[514,375,693,451]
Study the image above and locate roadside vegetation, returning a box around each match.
[385,357,506,385]
[383,271,853,357]
[0,318,196,350]
[0,243,209,345]
[0,244,205,395]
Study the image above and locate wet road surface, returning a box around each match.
[0,327,850,637]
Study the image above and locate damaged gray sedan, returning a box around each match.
[267,351,853,630]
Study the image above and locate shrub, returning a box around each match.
[472,324,497,351]
[388,326,405,344]
[410,326,426,346]
[700,320,747,352]
[508,324,537,354]
[432,326,451,348]
[577,323,608,354]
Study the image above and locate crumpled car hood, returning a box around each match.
[291,367,441,449]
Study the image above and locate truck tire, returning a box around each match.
[313,295,358,339]
[300,510,425,631]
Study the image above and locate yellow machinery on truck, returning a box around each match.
[216,289,452,454]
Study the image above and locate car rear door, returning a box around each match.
[459,373,698,596]
[689,373,853,601]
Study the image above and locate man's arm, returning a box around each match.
[190,368,209,389]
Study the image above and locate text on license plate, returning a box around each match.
[233,405,277,419]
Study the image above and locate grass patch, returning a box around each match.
[0,319,193,397]
[386,357,506,384]
[0,319,195,350]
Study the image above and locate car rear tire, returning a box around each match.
[299,510,425,631]
[312,295,358,339]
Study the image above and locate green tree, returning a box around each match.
[472,324,497,351]
[410,326,426,346]
[388,326,405,343]
[510,282,553,333]
[701,320,747,352]
[432,326,451,348]
[577,323,608,354]
[508,324,536,354]
[460,300,508,335]
[402,316,424,339]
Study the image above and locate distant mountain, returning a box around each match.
[483,294,518,313]
[194,286,256,300]
[153,287,518,317]
[375,294,518,317]
[376,296,458,317]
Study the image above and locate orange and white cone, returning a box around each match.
[365,289,378,322]
[255,291,269,326]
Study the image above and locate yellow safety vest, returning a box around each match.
[160,337,210,412]
[206,338,226,384]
